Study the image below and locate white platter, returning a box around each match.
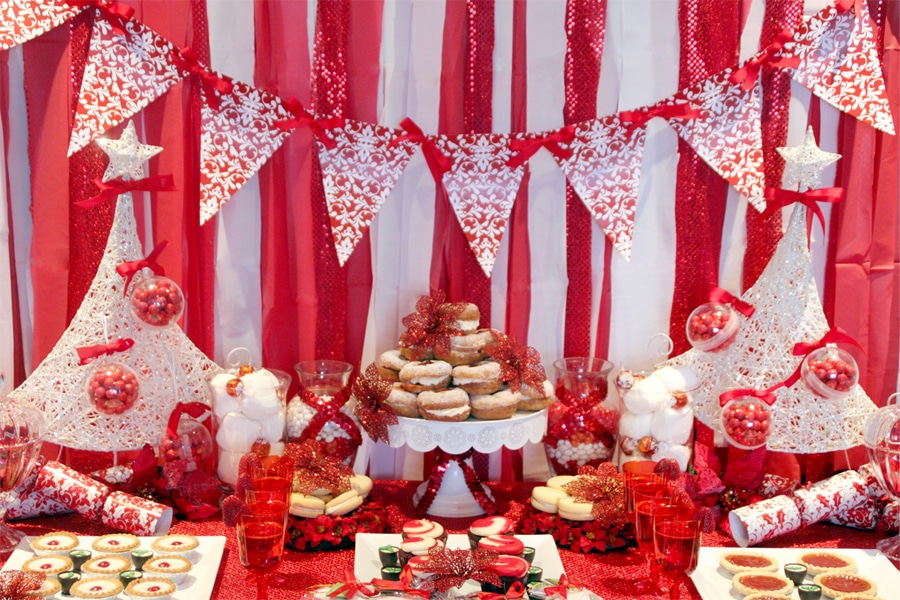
[691,547,900,599]
[2,535,226,599]
[354,533,563,586]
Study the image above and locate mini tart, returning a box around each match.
[814,573,877,598]
[742,594,793,600]
[798,551,857,575]
[70,577,124,599]
[142,555,192,584]
[92,533,141,554]
[24,577,62,597]
[719,551,779,573]
[22,554,74,577]
[30,531,79,555]
[150,533,200,555]
[833,595,883,600]
[125,577,178,599]
[81,554,132,578]
[732,570,795,597]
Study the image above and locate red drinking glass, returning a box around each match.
[654,519,702,600]
[237,505,288,600]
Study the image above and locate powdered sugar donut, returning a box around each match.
[471,388,520,420]
[434,329,494,365]
[416,388,470,421]
[454,303,482,333]
[650,406,693,444]
[622,374,669,415]
[519,379,555,411]
[399,360,452,392]
[377,350,409,382]
[386,383,419,418]
[452,360,503,395]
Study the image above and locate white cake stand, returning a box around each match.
[387,410,548,517]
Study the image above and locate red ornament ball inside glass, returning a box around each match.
[159,416,214,474]
[685,303,739,352]
[86,362,140,416]
[720,395,771,450]
[130,276,184,327]
[801,345,858,400]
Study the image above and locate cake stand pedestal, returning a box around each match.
[387,410,547,517]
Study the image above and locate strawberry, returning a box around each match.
[222,495,250,527]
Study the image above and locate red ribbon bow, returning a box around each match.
[719,387,778,407]
[544,574,570,599]
[620,102,703,135]
[781,327,865,388]
[729,28,802,90]
[76,338,135,365]
[507,126,576,168]
[299,386,362,456]
[275,98,346,149]
[835,0,862,14]
[165,402,211,440]
[369,579,430,599]
[77,174,176,209]
[390,118,452,185]
[763,187,843,246]
[476,581,526,600]
[328,570,376,598]
[709,286,756,318]
[66,0,134,35]
[116,240,169,294]
[170,47,234,110]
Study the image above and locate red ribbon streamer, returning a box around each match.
[390,117,452,185]
[275,97,346,149]
[369,579,430,599]
[66,0,134,35]
[507,126,576,168]
[299,386,362,452]
[729,28,802,90]
[708,286,756,318]
[76,174,176,209]
[719,387,778,407]
[170,47,234,110]
[620,102,703,135]
[414,448,496,517]
[328,569,376,598]
[544,574,569,600]
[116,240,169,294]
[76,338,135,365]
[165,402,210,440]
[781,327,865,388]
[763,187,843,245]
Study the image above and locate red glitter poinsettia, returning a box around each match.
[352,363,398,443]
[0,570,45,599]
[284,439,352,495]
[518,504,633,553]
[483,330,546,392]
[286,500,393,550]
[398,291,467,359]
[562,463,627,523]
[425,546,501,593]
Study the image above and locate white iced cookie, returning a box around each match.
[650,406,694,444]
[652,442,692,471]
[623,374,669,415]
[215,411,262,453]
[619,410,653,439]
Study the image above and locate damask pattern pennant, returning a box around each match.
[782,0,895,135]
[432,133,526,277]
[0,0,81,51]
[665,67,766,209]
[554,115,645,260]
[317,119,419,266]
[198,83,294,224]
[68,13,183,156]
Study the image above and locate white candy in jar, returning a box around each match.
[217,449,243,487]
[618,410,653,439]
[652,441,692,471]
[622,374,669,415]
[546,439,612,468]
[650,406,694,445]
[653,365,699,393]
[258,412,286,444]
[216,411,262,453]
[210,373,240,418]
[239,370,284,420]
[286,396,353,441]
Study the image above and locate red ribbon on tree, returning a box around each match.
[165,402,210,440]
[76,338,135,365]
[762,187,844,245]
[415,449,495,517]
[170,47,234,110]
[116,240,169,294]
[620,102,703,135]
[507,126,576,168]
[66,0,134,35]
[729,28,802,90]
[708,286,756,318]
[298,386,362,459]
[77,174,176,209]
[390,117,452,186]
[275,97,346,149]
[780,327,865,388]
[719,387,778,407]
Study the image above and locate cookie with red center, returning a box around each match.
[125,577,178,599]
[719,551,779,573]
[150,534,200,556]
[813,573,877,598]
[478,534,524,556]
[142,555,193,585]
[30,531,79,555]
[22,554,74,577]
[70,577,124,599]
[732,571,794,597]
[797,551,857,575]
[92,533,140,554]
[81,554,131,578]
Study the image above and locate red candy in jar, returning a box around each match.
[800,345,858,400]
[686,303,739,352]
[130,276,185,327]
[159,417,214,474]
[86,362,140,415]
[720,395,771,450]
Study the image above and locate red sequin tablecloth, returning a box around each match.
[1,480,890,599]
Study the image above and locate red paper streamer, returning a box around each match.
[77,174,176,209]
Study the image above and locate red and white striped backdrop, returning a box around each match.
[0,0,897,481]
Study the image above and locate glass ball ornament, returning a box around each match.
[85,361,140,416]
[130,275,184,327]
[720,395,772,450]
[800,344,858,400]
[0,393,47,550]
[159,416,214,474]
[686,302,739,352]
[863,393,900,562]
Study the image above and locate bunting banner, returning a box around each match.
[198,82,294,223]
[317,119,419,266]
[68,11,183,156]
[433,133,526,277]
[782,0,895,135]
[554,115,647,260]
[0,0,81,51]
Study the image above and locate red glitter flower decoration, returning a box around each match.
[483,330,546,392]
[425,546,501,594]
[398,291,467,359]
[562,463,627,524]
[352,363,398,443]
[0,570,45,599]
[284,439,352,495]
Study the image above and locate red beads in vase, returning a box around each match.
[85,361,140,416]
[130,276,184,327]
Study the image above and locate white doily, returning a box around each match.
[10,193,222,452]
[668,204,877,453]
[387,410,547,454]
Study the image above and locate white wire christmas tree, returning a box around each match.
[11,122,221,452]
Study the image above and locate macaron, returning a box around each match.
[289,493,326,518]
[325,490,364,516]
[530,486,568,513]
[558,497,596,521]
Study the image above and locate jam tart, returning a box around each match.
[91,533,140,554]
[70,577,124,599]
[797,551,857,575]
[81,554,132,578]
[732,570,795,597]
[24,577,62,598]
[719,551,779,573]
[742,594,793,600]
[29,531,79,555]
[150,533,200,555]
[125,576,178,599]
[21,554,74,577]
[142,555,192,584]
[813,572,877,598]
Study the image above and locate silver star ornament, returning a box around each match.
[777,126,841,192]
[95,121,163,182]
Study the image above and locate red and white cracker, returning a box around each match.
[34,461,111,519]
[100,491,173,536]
